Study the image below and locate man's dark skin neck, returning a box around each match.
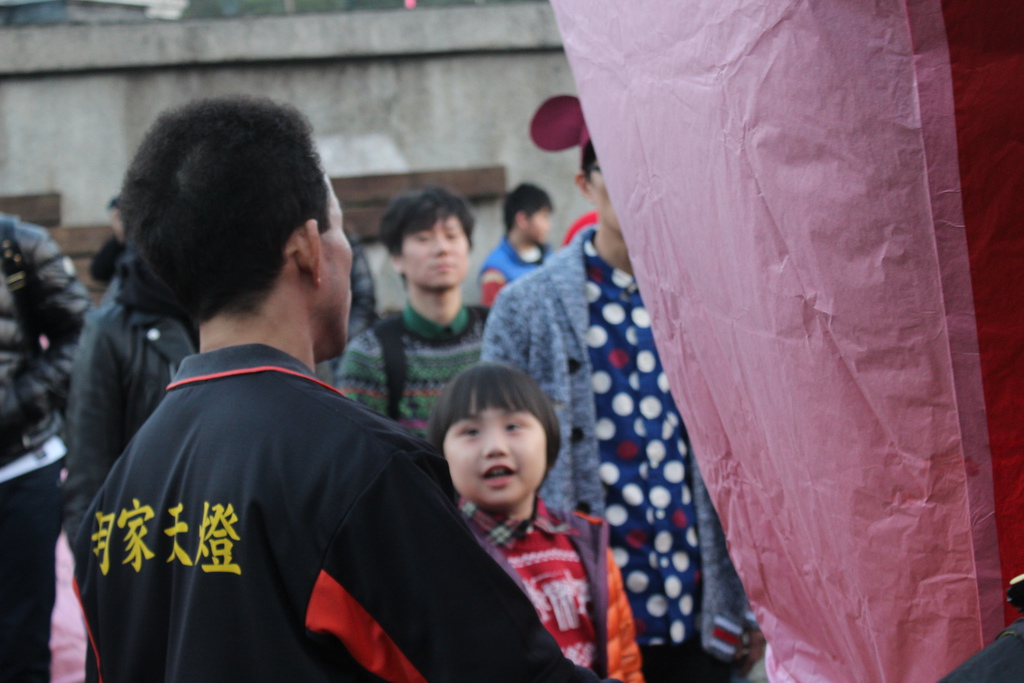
[199,226,321,371]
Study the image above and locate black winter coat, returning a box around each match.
[0,218,90,465]
[62,253,196,540]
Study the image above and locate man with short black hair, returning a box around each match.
[479,182,553,306]
[73,96,608,683]
[335,185,486,436]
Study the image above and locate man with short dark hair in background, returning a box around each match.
[479,182,553,306]
[335,185,486,436]
[73,96,609,683]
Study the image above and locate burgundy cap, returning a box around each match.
[529,95,592,162]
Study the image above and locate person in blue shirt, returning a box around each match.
[479,183,553,306]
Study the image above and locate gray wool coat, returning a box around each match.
[482,230,755,661]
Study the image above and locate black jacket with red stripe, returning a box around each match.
[73,344,609,683]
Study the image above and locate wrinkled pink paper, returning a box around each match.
[549,1,999,680]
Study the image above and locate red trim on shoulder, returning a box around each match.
[306,569,427,683]
[167,365,343,395]
[73,577,105,683]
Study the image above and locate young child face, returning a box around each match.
[443,407,548,520]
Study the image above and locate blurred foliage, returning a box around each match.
[183,0,540,20]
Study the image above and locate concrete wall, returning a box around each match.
[0,3,590,308]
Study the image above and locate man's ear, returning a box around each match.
[389,252,405,277]
[287,219,323,285]
[514,210,530,231]
[574,171,593,204]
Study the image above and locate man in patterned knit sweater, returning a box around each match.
[335,186,485,436]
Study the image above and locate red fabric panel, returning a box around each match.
[305,569,427,683]
[72,578,104,683]
[941,0,1024,625]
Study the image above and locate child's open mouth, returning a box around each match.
[483,465,515,487]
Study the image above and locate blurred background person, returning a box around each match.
[335,185,486,437]
[62,244,197,542]
[89,196,129,306]
[479,182,553,307]
[0,212,89,683]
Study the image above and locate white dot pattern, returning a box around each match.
[647,595,668,617]
[649,486,671,509]
[680,595,694,616]
[612,393,634,416]
[663,461,685,484]
[606,505,628,526]
[595,418,616,440]
[603,302,626,325]
[673,551,690,572]
[637,350,656,373]
[611,269,633,288]
[599,462,621,486]
[622,484,645,507]
[627,572,650,594]
[658,372,671,393]
[646,440,666,464]
[640,396,663,419]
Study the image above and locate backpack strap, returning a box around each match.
[468,304,490,323]
[374,315,407,421]
[0,216,40,353]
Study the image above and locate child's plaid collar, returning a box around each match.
[459,497,572,548]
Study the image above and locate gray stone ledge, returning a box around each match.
[0,3,563,75]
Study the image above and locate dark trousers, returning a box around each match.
[0,460,62,683]
[641,639,733,683]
